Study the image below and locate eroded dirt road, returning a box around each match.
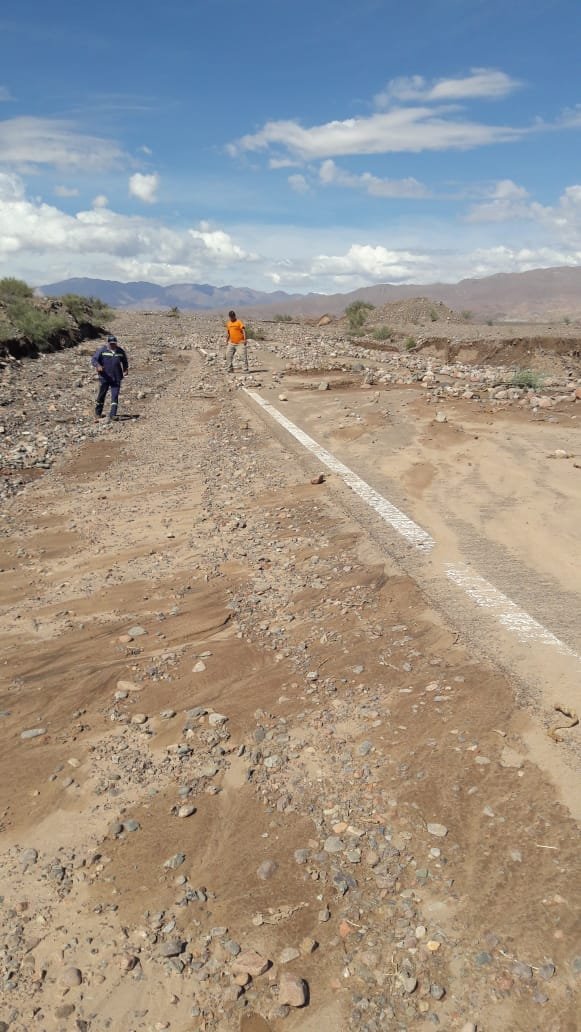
[1,320,580,1032]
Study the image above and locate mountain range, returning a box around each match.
[41,265,581,320]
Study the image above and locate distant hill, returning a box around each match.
[41,265,581,320]
[40,278,303,312]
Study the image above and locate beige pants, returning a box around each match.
[226,343,249,371]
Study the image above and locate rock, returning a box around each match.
[208,712,228,726]
[318,381,330,391]
[475,951,492,966]
[300,937,318,955]
[461,1025,477,1032]
[193,661,206,673]
[55,1004,76,1019]
[164,852,186,869]
[128,626,147,636]
[257,859,278,880]
[539,963,556,980]
[323,836,343,853]
[20,847,38,867]
[279,947,300,964]
[117,954,139,972]
[177,804,196,818]
[278,971,308,1007]
[401,975,418,994]
[435,411,447,423]
[294,848,310,865]
[117,680,142,692]
[318,907,331,922]
[570,955,581,976]
[430,984,446,1000]
[311,473,325,485]
[232,950,270,977]
[108,822,124,837]
[61,967,83,987]
[357,740,372,756]
[500,746,524,769]
[513,962,533,981]
[278,394,288,402]
[21,728,47,740]
[426,822,448,838]
[160,940,186,957]
[131,713,148,724]
[123,819,140,832]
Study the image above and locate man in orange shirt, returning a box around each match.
[225,310,249,373]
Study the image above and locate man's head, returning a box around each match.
[228,310,236,321]
[107,335,119,348]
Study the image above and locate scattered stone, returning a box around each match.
[128,626,147,636]
[20,847,38,867]
[61,967,83,987]
[401,975,418,994]
[21,728,47,740]
[164,852,186,869]
[426,823,448,838]
[279,947,300,964]
[500,746,524,769]
[232,950,270,977]
[430,984,446,1000]
[160,940,186,958]
[193,661,206,673]
[177,804,196,818]
[117,680,142,692]
[257,859,278,880]
[513,962,533,981]
[123,819,140,832]
[131,713,148,725]
[311,473,325,485]
[208,712,228,726]
[475,951,493,966]
[300,937,318,955]
[318,907,331,923]
[539,963,555,980]
[278,972,308,1008]
[324,836,343,853]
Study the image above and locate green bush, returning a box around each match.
[167,305,180,317]
[461,310,473,321]
[0,277,34,303]
[510,368,543,390]
[429,309,439,322]
[404,336,417,350]
[8,300,69,347]
[245,323,266,341]
[59,292,112,325]
[273,313,292,323]
[345,300,375,331]
[372,325,393,340]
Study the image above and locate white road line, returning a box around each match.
[244,389,434,551]
[445,564,577,657]
[245,388,581,665]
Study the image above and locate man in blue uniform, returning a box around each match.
[91,335,129,422]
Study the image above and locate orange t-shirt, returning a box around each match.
[227,319,246,344]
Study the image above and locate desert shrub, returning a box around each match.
[461,310,473,321]
[245,323,266,341]
[167,306,180,317]
[273,313,292,323]
[8,300,69,347]
[404,336,417,350]
[60,293,112,325]
[345,300,374,331]
[429,309,439,322]
[564,316,571,325]
[372,325,393,340]
[486,319,494,326]
[0,277,34,303]
[510,368,543,389]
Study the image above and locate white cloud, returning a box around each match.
[0,86,13,102]
[288,173,310,194]
[0,172,255,285]
[232,106,523,161]
[140,144,153,155]
[92,194,109,209]
[54,184,80,198]
[0,116,124,170]
[311,243,431,282]
[319,159,428,198]
[465,179,532,222]
[128,171,159,203]
[375,69,521,107]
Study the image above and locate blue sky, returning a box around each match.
[1,0,580,292]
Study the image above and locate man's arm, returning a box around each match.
[91,346,105,372]
[120,348,129,375]
[241,323,247,342]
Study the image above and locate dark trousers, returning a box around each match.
[96,378,121,417]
